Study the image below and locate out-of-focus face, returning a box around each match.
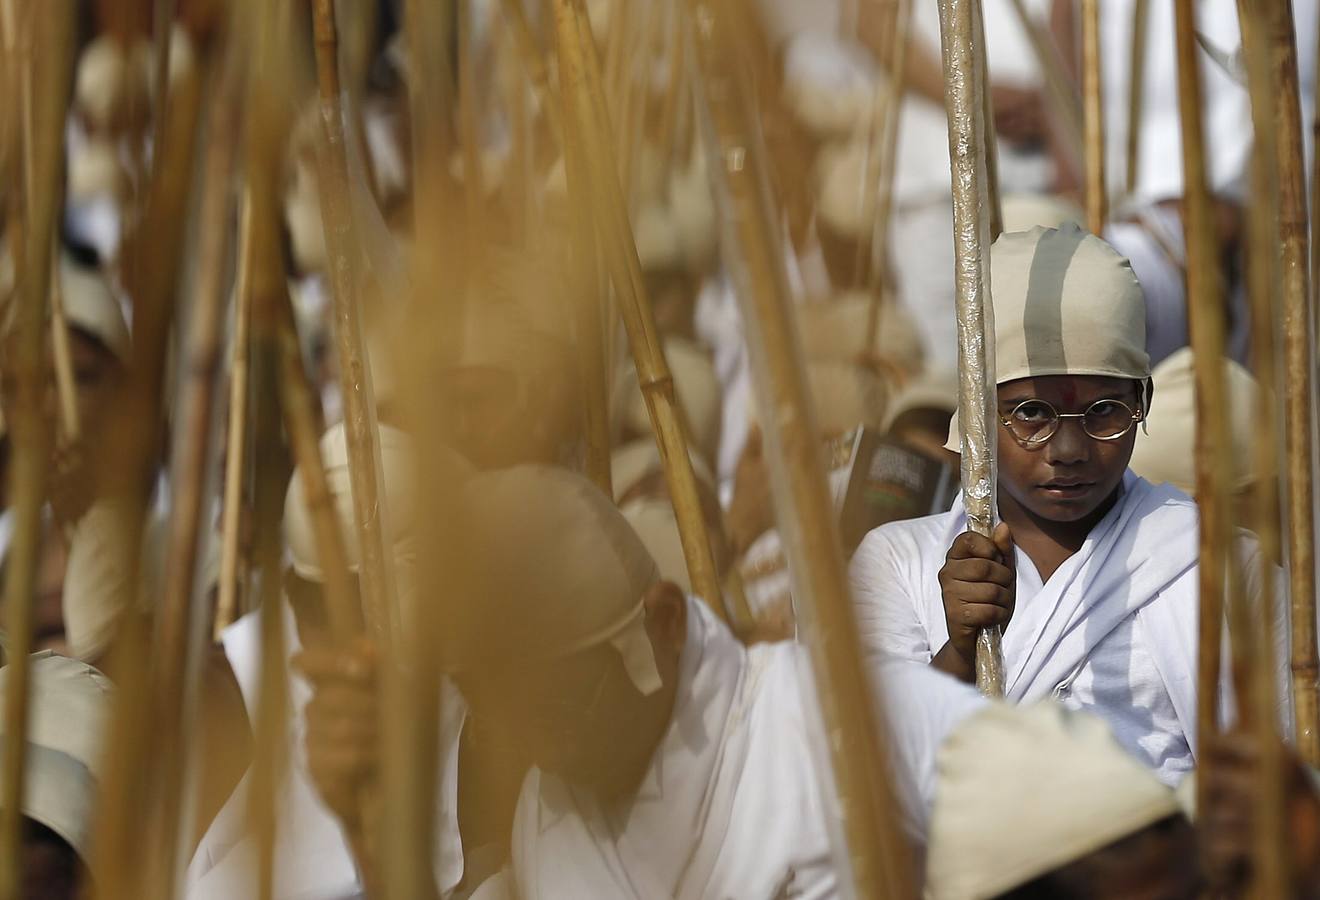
[996,375,1143,525]
[455,584,686,800]
[459,642,658,795]
[62,329,123,443]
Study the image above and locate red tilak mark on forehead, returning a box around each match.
[1058,383,1079,407]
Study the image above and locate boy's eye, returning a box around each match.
[1011,401,1055,424]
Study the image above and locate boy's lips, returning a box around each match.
[1037,479,1096,498]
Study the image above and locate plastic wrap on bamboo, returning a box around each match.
[937,0,1004,696]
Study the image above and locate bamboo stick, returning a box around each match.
[0,7,72,899]
[1232,6,1290,895]
[937,0,1004,697]
[1172,0,1239,819]
[1081,0,1106,233]
[1260,0,1320,768]
[1005,0,1084,169]
[562,111,614,495]
[499,0,564,145]
[49,251,82,444]
[403,0,461,230]
[457,0,484,226]
[89,26,208,899]
[1125,0,1149,197]
[85,12,211,895]
[139,49,243,898]
[244,246,290,900]
[686,3,915,893]
[311,0,399,643]
[214,201,255,641]
[311,5,414,896]
[390,6,462,895]
[972,0,1002,241]
[554,0,725,618]
[864,0,912,352]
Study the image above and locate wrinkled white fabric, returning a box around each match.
[471,598,987,900]
[186,604,466,900]
[1099,0,1251,204]
[849,472,1292,785]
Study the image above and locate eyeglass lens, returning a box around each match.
[1005,399,1137,443]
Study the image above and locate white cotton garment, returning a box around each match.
[1100,0,1251,204]
[469,597,987,900]
[848,471,1293,786]
[185,603,467,900]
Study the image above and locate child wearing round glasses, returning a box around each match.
[849,224,1289,788]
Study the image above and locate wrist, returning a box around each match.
[932,641,977,683]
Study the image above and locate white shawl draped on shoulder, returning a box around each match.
[473,598,839,900]
[850,472,1290,763]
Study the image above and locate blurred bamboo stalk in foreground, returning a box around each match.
[215,206,254,641]
[0,5,73,898]
[1005,0,1083,171]
[688,1,915,894]
[310,0,397,642]
[554,0,725,617]
[1259,0,1320,768]
[864,0,911,351]
[140,41,242,898]
[1234,4,1290,895]
[1172,0,1239,821]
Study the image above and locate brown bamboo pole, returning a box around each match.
[214,202,255,641]
[245,251,293,900]
[972,0,1003,241]
[0,7,71,899]
[139,48,243,898]
[1260,0,1320,768]
[311,5,415,896]
[1173,0,1238,818]
[89,29,209,900]
[1081,0,1106,233]
[686,3,915,893]
[554,0,725,618]
[561,99,614,495]
[1005,0,1084,169]
[390,6,460,896]
[49,251,82,443]
[311,0,399,644]
[456,0,484,226]
[864,0,911,352]
[1125,0,1149,197]
[936,0,1004,697]
[655,5,685,175]
[499,0,564,145]
[1232,7,1290,895]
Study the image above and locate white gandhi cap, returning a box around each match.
[925,702,1181,900]
[453,465,664,695]
[0,652,113,865]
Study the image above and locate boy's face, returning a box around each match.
[995,375,1142,524]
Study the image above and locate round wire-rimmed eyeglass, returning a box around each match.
[999,398,1145,445]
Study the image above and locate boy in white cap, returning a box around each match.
[299,465,988,897]
[850,225,1288,788]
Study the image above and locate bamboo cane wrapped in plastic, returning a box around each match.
[937,0,1004,696]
